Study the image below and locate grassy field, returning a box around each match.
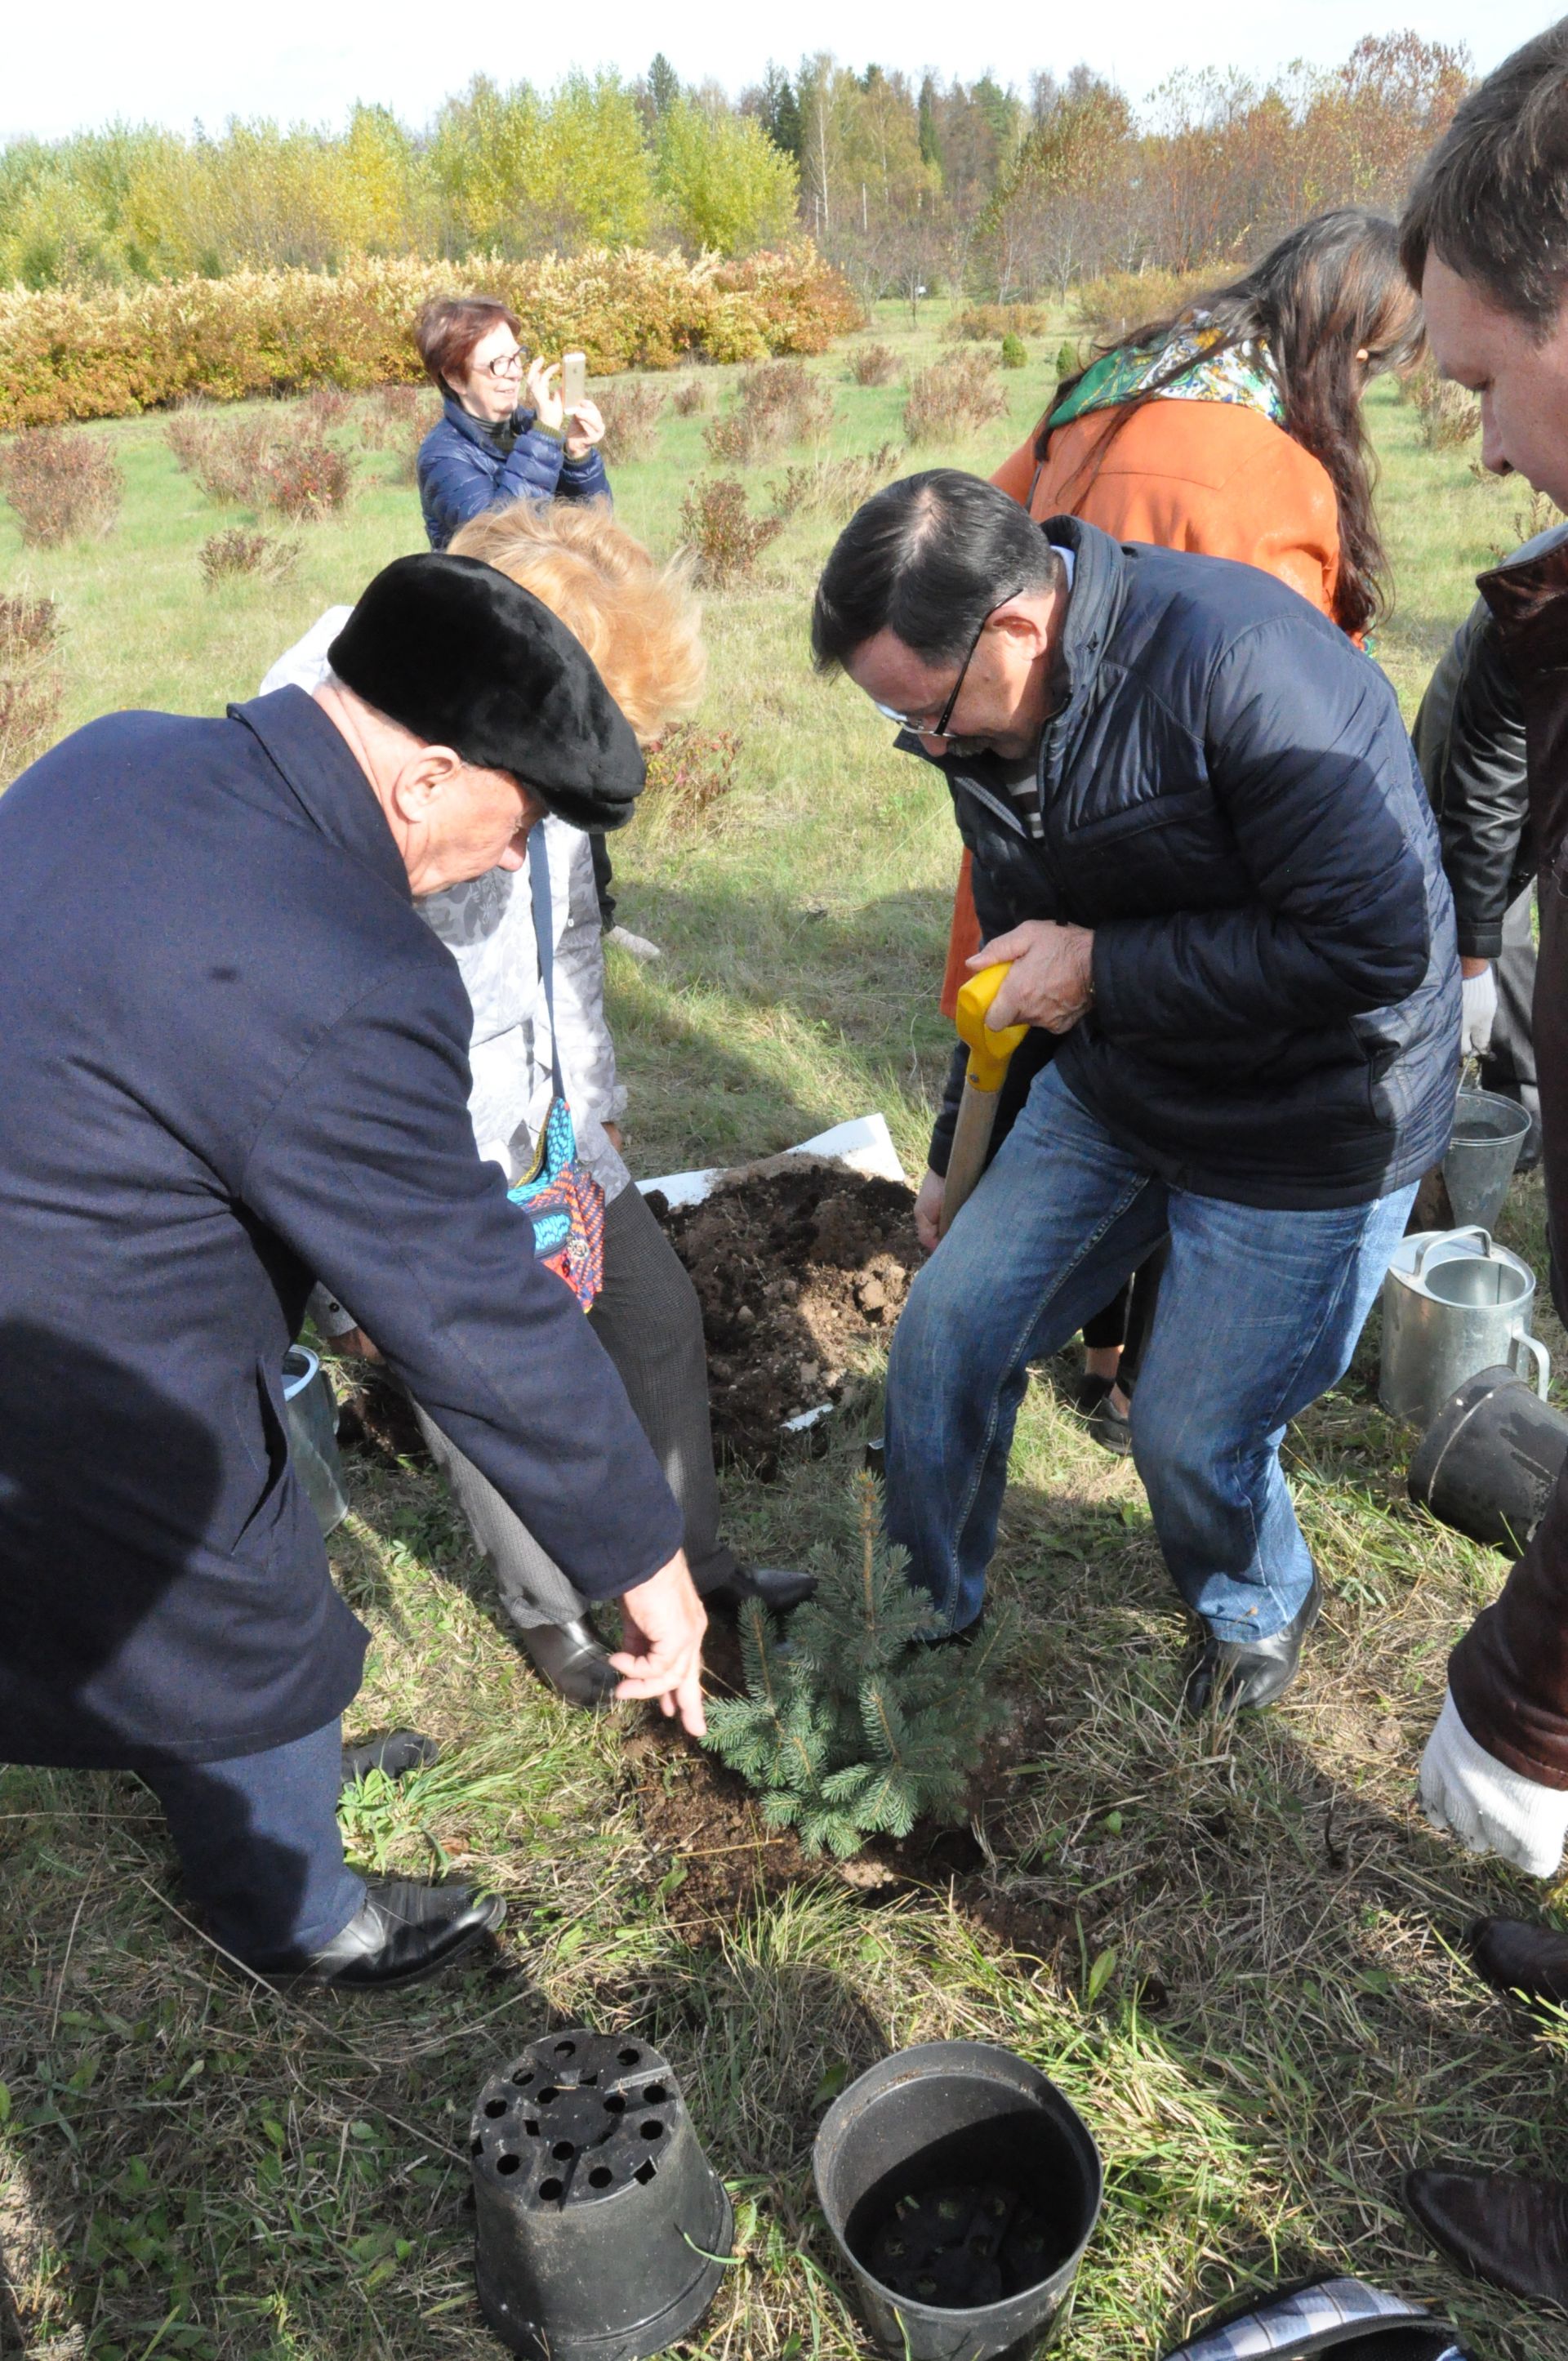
[2,305,1566,2361]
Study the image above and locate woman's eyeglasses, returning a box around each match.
[871,590,1024,738]
[479,350,524,381]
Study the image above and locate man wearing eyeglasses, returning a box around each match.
[812,469,1460,1711]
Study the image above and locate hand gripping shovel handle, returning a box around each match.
[938,963,1029,1239]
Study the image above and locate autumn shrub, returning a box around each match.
[303,385,352,430]
[943,304,1054,342]
[1072,266,1215,345]
[903,357,1008,446]
[595,378,667,461]
[260,430,353,520]
[1488,487,1566,565]
[678,478,782,586]
[0,592,59,665]
[849,342,898,386]
[1408,364,1479,452]
[0,247,859,430]
[671,377,710,416]
[771,443,904,522]
[0,669,62,786]
[642,724,742,825]
[706,360,834,465]
[199,528,301,586]
[0,426,122,546]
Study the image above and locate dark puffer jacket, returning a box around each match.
[924,515,1459,1210]
[417,397,611,550]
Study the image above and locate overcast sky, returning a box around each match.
[4,0,1553,142]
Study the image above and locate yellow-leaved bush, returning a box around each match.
[0,246,861,430]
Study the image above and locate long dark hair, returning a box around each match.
[1037,209,1424,637]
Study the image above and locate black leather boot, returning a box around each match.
[518,1615,619,1708]
[1406,2166,1568,2305]
[266,1878,506,1992]
[1185,1576,1321,1714]
[702,1566,817,1614]
[1468,1915,1568,2007]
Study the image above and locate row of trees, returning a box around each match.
[0,36,1469,297]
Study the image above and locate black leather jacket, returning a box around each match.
[1414,522,1568,958]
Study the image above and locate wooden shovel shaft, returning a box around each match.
[939,1076,1002,1237]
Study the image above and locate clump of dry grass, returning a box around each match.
[0,585,63,783]
[770,443,904,523]
[643,723,742,825]
[1408,364,1480,451]
[198,527,300,586]
[358,382,438,482]
[671,376,710,416]
[0,590,59,665]
[847,342,899,386]
[165,403,353,517]
[594,377,667,462]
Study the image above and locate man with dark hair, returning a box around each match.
[0,552,706,1993]
[1392,18,1568,2308]
[812,469,1459,1711]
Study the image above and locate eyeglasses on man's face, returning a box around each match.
[870,589,1024,739]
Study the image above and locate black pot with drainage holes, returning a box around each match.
[470,2026,733,2361]
[813,2042,1102,2361]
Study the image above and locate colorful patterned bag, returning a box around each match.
[506,833,606,1312]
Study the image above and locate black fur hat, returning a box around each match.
[328,552,645,831]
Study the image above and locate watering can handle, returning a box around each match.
[1412,1225,1493,1276]
[1510,1331,1552,1400]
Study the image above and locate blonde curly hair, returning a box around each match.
[448,500,705,747]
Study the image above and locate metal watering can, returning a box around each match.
[1380,1227,1549,1430]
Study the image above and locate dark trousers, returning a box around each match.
[415,1181,736,1631]
[1481,884,1540,1152]
[144,1717,363,1967]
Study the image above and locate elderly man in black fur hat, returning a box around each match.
[0,553,706,1993]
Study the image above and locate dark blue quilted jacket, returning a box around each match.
[417,397,611,550]
[924,514,1461,1209]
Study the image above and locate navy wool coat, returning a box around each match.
[0,689,679,1769]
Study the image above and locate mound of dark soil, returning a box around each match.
[649,1161,920,1466]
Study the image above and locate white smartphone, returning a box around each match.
[562,350,587,413]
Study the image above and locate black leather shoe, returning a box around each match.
[703,1565,817,1614]
[1185,1576,1321,1715]
[272,1878,506,1992]
[1406,2165,1568,2305]
[1469,1915,1568,2007]
[518,1616,619,1708]
[340,1728,439,1789]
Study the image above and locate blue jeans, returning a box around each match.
[145,1717,364,1968]
[886,1066,1416,1640]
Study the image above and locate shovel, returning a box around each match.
[938,963,1028,1239]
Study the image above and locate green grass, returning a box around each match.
[2,305,1564,2360]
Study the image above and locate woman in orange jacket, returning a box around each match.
[941,209,1423,1446]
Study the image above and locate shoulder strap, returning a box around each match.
[528,830,567,1099]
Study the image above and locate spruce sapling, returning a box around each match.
[705,1474,1009,1857]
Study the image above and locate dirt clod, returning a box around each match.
[654,1163,920,1464]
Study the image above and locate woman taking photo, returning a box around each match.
[933,207,1423,1446]
[413,294,609,552]
[261,503,811,1706]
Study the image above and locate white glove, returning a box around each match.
[1419,1687,1568,1878]
[1460,964,1498,1056]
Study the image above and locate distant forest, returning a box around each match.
[0,35,1468,299]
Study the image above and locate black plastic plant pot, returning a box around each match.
[470,2027,733,2361]
[1409,1361,1568,1552]
[813,2042,1102,2361]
